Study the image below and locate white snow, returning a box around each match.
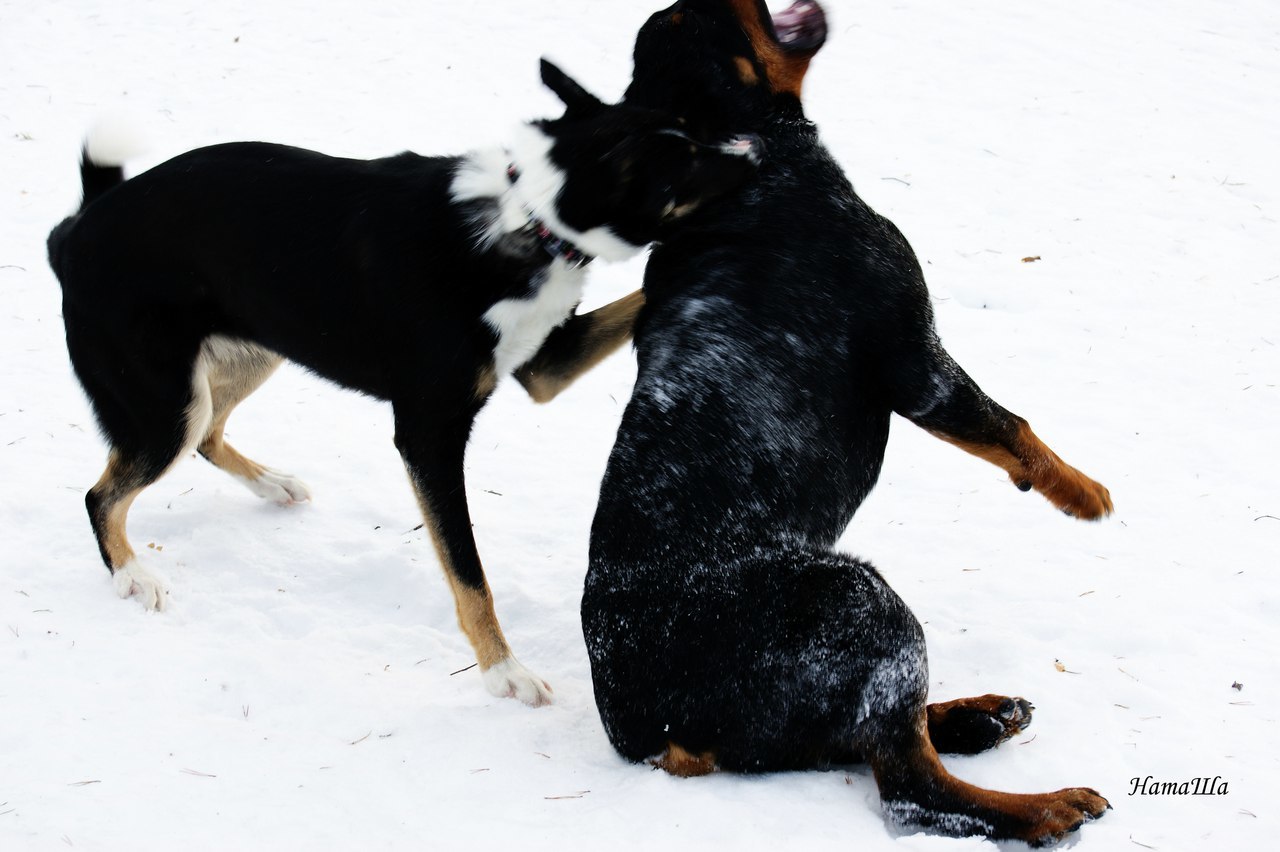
[2,1,1277,850]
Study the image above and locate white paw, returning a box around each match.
[243,469,312,505]
[481,657,554,707]
[112,561,168,611]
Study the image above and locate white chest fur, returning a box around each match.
[483,258,585,377]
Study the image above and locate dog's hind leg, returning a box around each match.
[80,346,215,611]
[87,449,182,611]
[866,710,1109,846]
[394,405,553,707]
[889,343,1112,520]
[194,337,309,504]
[513,290,644,403]
[854,603,1107,843]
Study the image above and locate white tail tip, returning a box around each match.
[84,112,151,167]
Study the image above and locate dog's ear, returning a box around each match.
[541,58,605,118]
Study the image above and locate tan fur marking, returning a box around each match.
[89,452,142,570]
[474,362,499,401]
[651,742,718,777]
[726,0,813,97]
[199,423,267,480]
[407,480,512,670]
[872,709,1109,845]
[516,289,645,403]
[734,56,760,85]
[929,420,1113,520]
[196,338,284,481]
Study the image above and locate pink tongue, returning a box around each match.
[772,1,824,45]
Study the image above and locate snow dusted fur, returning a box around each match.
[46,59,758,705]
[579,0,1110,845]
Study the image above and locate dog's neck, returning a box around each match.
[450,124,641,265]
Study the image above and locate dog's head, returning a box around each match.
[505,59,762,262]
[625,0,828,134]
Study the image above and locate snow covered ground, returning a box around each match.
[2,0,1277,849]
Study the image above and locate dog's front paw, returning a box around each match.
[1021,788,1110,847]
[1032,465,1112,520]
[112,560,169,611]
[481,657,554,707]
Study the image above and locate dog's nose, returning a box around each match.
[724,134,765,163]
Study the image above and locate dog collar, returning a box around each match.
[507,164,594,269]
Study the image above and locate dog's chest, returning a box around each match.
[483,260,585,376]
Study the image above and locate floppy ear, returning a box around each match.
[540,58,606,117]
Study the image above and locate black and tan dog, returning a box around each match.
[47,60,758,706]
[579,0,1112,843]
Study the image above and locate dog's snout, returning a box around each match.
[722,134,764,164]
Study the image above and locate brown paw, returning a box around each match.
[649,742,718,777]
[1023,787,1110,847]
[1006,421,1113,520]
[1026,462,1112,521]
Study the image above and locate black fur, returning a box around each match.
[47,60,758,699]
[578,0,1109,843]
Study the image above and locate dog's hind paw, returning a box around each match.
[112,560,169,611]
[927,694,1033,755]
[481,656,554,707]
[243,469,312,505]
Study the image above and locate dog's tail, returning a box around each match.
[77,115,149,212]
[49,116,149,279]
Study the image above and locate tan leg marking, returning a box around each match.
[515,289,645,403]
[873,710,1109,845]
[930,420,1113,520]
[407,482,512,670]
[650,742,718,778]
[199,423,267,481]
[196,337,282,472]
[403,473,551,705]
[90,452,142,569]
[734,56,760,86]
[191,337,312,504]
